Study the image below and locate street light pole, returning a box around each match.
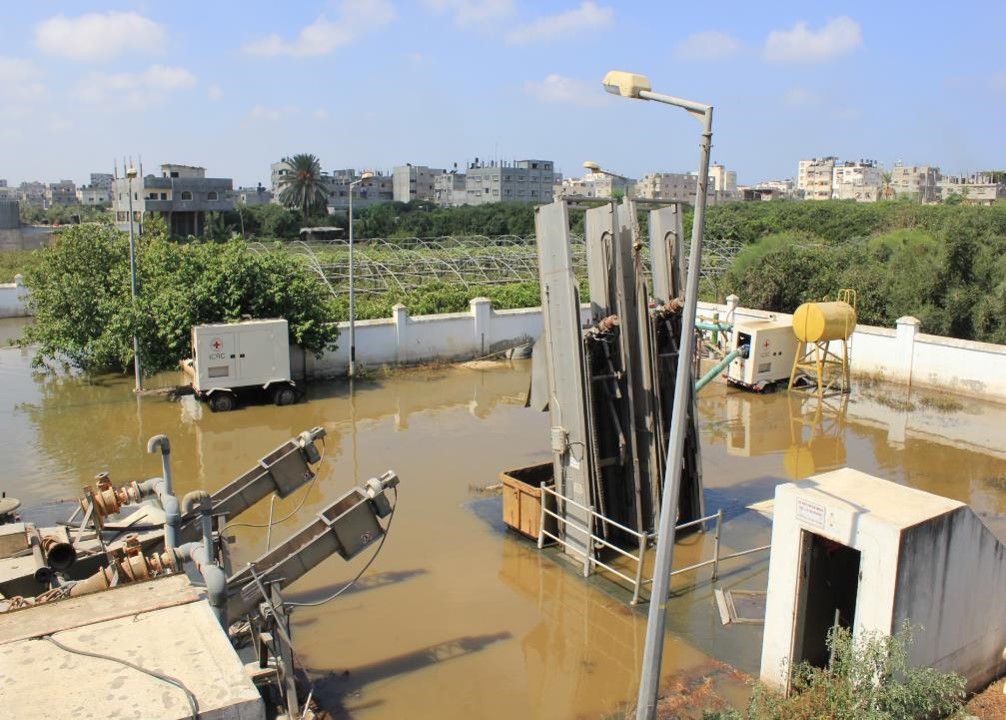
[126,168,142,392]
[602,71,713,720]
[347,171,373,378]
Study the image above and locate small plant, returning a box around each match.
[867,391,917,413]
[918,393,965,413]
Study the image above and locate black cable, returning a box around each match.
[285,487,397,608]
[41,634,200,719]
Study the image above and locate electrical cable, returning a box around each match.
[41,634,200,719]
[284,487,397,608]
[225,437,327,532]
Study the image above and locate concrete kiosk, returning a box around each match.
[760,468,1006,693]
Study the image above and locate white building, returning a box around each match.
[797,157,837,200]
[938,172,1006,206]
[462,159,560,206]
[76,186,111,205]
[634,171,717,203]
[393,165,446,203]
[889,163,940,203]
[831,160,883,203]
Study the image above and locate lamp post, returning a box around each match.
[347,170,374,378]
[602,70,713,720]
[126,167,142,392]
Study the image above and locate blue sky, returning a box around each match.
[1,1,1004,188]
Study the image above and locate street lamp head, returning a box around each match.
[126,167,138,179]
[602,70,651,99]
[582,161,600,173]
[359,170,374,181]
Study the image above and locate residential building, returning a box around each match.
[18,182,46,209]
[889,163,940,203]
[76,186,111,205]
[556,168,635,200]
[831,159,882,202]
[752,179,796,197]
[433,172,467,207]
[45,180,77,208]
[938,173,1006,206]
[0,180,13,201]
[797,157,837,200]
[89,173,114,190]
[112,163,234,236]
[392,164,446,203]
[462,159,560,206]
[234,185,273,206]
[634,171,717,203]
[709,164,737,197]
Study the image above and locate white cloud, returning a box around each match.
[0,57,46,102]
[35,11,166,62]
[783,87,821,107]
[75,65,196,109]
[206,84,223,101]
[765,17,862,63]
[246,105,300,123]
[525,74,607,107]
[243,0,396,57]
[312,108,330,121]
[674,30,741,61]
[424,0,514,27]
[506,2,612,45]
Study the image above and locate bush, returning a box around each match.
[704,623,965,720]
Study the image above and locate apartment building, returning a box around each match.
[234,185,274,206]
[433,172,467,207]
[710,164,737,196]
[76,186,111,205]
[797,157,837,200]
[113,163,234,236]
[462,159,560,206]
[18,182,46,209]
[89,173,114,190]
[634,171,717,203]
[45,180,77,208]
[938,173,1006,206]
[889,163,940,203]
[830,159,883,202]
[392,164,446,203]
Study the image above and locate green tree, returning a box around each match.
[277,154,329,219]
[19,218,339,374]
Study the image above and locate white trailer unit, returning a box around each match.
[727,319,799,391]
[188,319,297,411]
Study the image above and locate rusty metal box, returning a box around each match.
[500,462,557,540]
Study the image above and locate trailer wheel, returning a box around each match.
[209,392,236,413]
[273,385,297,406]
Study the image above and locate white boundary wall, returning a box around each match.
[309,294,1006,403]
[0,275,28,318]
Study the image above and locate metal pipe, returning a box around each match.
[147,435,173,496]
[637,102,714,720]
[694,345,746,394]
[174,541,228,627]
[29,534,52,585]
[182,491,213,551]
[695,321,732,333]
[41,536,77,571]
[126,171,142,392]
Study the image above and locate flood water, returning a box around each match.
[3,320,1006,719]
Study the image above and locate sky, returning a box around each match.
[1,1,1004,188]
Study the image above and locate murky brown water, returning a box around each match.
[3,319,1006,719]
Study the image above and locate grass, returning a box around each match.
[0,249,38,283]
[918,393,965,413]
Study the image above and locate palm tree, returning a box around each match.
[880,171,895,201]
[277,154,329,219]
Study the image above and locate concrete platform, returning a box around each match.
[0,575,265,719]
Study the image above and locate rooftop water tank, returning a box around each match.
[792,301,856,343]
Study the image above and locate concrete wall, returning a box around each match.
[306,298,589,378]
[0,275,28,318]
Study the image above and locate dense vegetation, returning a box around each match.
[19,203,112,226]
[19,217,339,374]
[701,623,965,720]
[718,201,1006,344]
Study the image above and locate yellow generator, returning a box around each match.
[727,319,799,391]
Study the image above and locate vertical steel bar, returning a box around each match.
[712,509,723,581]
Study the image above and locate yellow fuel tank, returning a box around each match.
[792,301,857,343]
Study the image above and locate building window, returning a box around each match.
[180,191,193,200]
[170,171,179,178]
[207,191,218,200]
[160,193,167,200]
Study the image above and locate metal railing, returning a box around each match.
[537,484,769,606]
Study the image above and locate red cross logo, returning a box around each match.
[211,338,223,351]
